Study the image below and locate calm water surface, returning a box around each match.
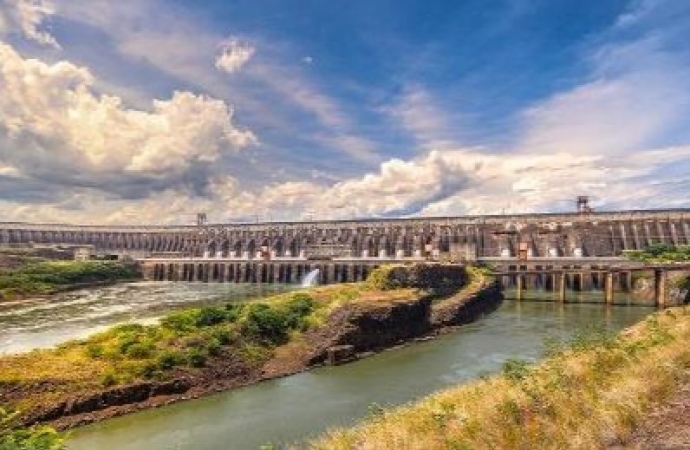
[0,282,293,354]
[68,290,652,450]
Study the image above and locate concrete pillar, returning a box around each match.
[604,272,614,305]
[655,269,668,308]
[559,272,566,302]
[516,274,523,301]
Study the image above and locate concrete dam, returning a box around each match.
[2,209,689,260]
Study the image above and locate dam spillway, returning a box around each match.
[2,209,689,260]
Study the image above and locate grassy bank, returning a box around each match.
[0,278,421,417]
[310,307,690,450]
[0,261,140,301]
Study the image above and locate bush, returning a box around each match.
[157,351,186,370]
[195,307,227,327]
[161,311,197,333]
[136,362,160,379]
[125,341,155,359]
[100,371,118,387]
[1,408,67,450]
[283,294,316,330]
[211,328,233,345]
[187,348,208,368]
[243,304,292,345]
[85,343,104,359]
[502,359,531,382]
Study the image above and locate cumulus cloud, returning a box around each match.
[215,39,255,73]
[192,146,688,222]
[0,0,59,47]
[0,42,255,183]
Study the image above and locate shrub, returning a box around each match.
[161,311,197,333]
[211,328,233,345]
[187,348,208,368]
[125,341,155,359]
[283,294,316,330]
[137,362,160,379]
[85,343,104,359]
[366,265,398,290]
[243,304,288,344]
[195,307,227,327]
[100,371,118,387]
[502,359,531,382]
[205,338,222,356]
[0,408,67,450]
[157,351,186,370]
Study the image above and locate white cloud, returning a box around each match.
[0,0,59,47]
[2,0,690,224]
[52,1,378,165]
[215,39,255,74]
[385,84,459,149]
[0,42,255,178]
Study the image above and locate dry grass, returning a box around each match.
[309,307,690,450]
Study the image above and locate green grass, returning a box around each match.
[0,408,66,450]
[309,308,690,450]
[1,263,474,426]
[624,244,690,264]
[0,261,140,300]
[0,274,431,415]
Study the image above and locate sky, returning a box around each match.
[0,0,689,224]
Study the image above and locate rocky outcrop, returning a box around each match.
[304,273,502,365]
[303,298,434,365]
[20,265,502,430]
[27,378,192,426]
[431,281,502,327]
[371,264,467,292]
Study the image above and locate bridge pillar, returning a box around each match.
[605,272,614,305]
[654,269,668,308]
[558,272,566,302]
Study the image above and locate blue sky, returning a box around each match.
[0,0,689,224]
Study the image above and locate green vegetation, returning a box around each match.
[0,278,425,417]
[624,244,690,263]
[0,261,140,301]
[0,263,477,432]
[310,308,690,450]
[0,408,66,450]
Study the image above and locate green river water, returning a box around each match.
[59,288,652,450]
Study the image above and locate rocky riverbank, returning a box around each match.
[0,260,141,302]
[310,305,690,450]
[1,264,501,431]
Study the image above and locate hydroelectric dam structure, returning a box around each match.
[2,209,690,291]
[2,209,689,260]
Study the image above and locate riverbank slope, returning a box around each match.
[0,264,501,430]
[310,305,690,450]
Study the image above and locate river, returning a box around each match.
[0,282,293,354]
[64,288,652,450]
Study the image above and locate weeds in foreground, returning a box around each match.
[0,408,66,450]
[310,307,690,450]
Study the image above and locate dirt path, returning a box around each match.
[613,381,690,449]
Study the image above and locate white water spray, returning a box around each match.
[301,269,320,287]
